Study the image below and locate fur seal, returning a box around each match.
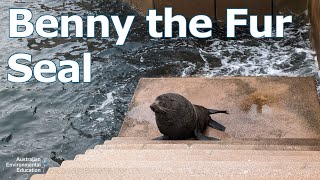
[150,93,228,140]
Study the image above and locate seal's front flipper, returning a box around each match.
[194,129,220,141]
[208,109,229,115]
[153,135,170,140]
[209,119,226,131]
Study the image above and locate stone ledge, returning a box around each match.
[119,77,320,139]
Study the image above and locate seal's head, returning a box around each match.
[150,93,177,114]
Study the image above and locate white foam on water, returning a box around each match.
[88,91,115,114]
[184,26,318,78]
[75,113,82,118]
[181,62,196,77]
[95,118,105,122]
[199,48,210,72]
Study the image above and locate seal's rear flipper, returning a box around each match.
[153,135,170,140]
[208,109,229,114]
[194,129,220,141]
[209,119,226,131]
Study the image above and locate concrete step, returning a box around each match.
[31,173,238,180]
[74,153,320,162]
[32,168,319,180]
[95,143,145,150]
[84,149,211,156]
[94,144,189,150]
[48,161,320,175]
[110,137,320,146]
[189,144,320,151]
[32,168,320,180]
[30,174,45,180]
[83,149,320,157]
[59,161,320,170]
[118,77,320,139]
[97,143,320,151]
[107,139,208,145]
[111,137,150,141]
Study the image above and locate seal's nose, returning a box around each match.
[150,102,156,112]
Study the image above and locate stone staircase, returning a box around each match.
[31,77,320,179]
[31,137,320,180]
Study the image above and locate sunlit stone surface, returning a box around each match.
[120,77,320,139]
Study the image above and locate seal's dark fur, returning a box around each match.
[150,93,228,140]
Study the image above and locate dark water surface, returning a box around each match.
[0,0,319,179]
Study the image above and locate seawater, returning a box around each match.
[0,0,319,179]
